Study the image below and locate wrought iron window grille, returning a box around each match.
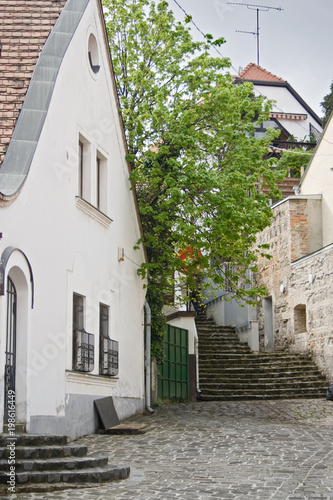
[73,328,94,372]
[100,337,119,377]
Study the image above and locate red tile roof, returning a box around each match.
[238,63,286,83]
[0,0,67,165]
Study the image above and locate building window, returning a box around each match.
[294,304,307,334]
[78,136,91,201]
[72,293,94,372]
[96,151,107,213]
[99,304,119,376]
[88,33,100,74]
[78,141,83,197]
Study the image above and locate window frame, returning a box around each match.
[72,293,94,373]
[99,303,118,377]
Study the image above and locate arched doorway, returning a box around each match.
[4,276,17,423]
[1,248,33,427]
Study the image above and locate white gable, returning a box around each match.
[0,0,147,438]
[300,114,333,246]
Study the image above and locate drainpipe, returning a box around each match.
[144,300,154,414]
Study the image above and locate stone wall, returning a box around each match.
[254,195,333,379]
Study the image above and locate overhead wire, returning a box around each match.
[171,0,239,73]
[171,0,329,148]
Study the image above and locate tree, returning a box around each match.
[275,134,317,178]
[321,81,333,127]
[103,0,283,358]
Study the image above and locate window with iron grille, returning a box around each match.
[99,304,119,376]
[72,293,94,372]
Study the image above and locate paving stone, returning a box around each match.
[2,399,333,498]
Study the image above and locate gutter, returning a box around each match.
[144,300,154,414]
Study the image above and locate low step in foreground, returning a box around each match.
[0,433,129,494]
[197,315,329,401]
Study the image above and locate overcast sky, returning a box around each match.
[169,0,333,118]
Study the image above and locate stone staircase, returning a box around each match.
[197,315,328,401]
[0,433,129,494]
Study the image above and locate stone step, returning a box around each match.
[0,444,88,460]
[0,455,108,473]
[0,464,130,486]
[198,329,236,335]
[3,424,26,434]
[199,391,325,401]
[0,432,130,494]
[199,353,318,362]
[196,314,329,401]
[199,369,325,379]
[199,348,252,354]
[199,379,327,390]
[199,339,251,345]
[0,434,69,447]
[199,360,319,369]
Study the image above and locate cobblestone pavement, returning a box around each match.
[4,399,333,500]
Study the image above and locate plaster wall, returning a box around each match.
[252,84,321,139]
[0,0,146,436]
[301,116,333,246]
[167,316,197,355]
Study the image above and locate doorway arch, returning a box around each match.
[0,248,33,426]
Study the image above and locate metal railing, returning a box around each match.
[73,329,94,372]
[100,338,119,377]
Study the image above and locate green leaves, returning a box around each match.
[103,0,281,347]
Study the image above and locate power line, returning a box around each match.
[172,0,323,143]
[171,0,239,73]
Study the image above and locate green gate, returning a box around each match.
[158,324,189,400]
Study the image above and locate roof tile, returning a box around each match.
[238,63,286,83]
[0,0,67,164]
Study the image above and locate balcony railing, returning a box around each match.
[73,329,94,372]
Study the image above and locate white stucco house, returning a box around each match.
[235,63,323,143]
[0,0,147,438]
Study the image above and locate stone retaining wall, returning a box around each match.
[254,196,333,379]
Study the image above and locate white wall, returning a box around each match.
[253,84,321,140]
[0,0,146,437]
[300,115,333,246]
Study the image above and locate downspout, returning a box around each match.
[144,300,154,414]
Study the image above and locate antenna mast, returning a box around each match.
[227,3,283,66]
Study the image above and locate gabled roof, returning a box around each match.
[0,0,94,200]
[0,0,67,166]
[235,62,322,129]
[238,63,285,83]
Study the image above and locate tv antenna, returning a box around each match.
[227,3,283,66]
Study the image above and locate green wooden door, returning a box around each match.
[158,325,189,400]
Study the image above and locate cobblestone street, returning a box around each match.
[3,399,333,500]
